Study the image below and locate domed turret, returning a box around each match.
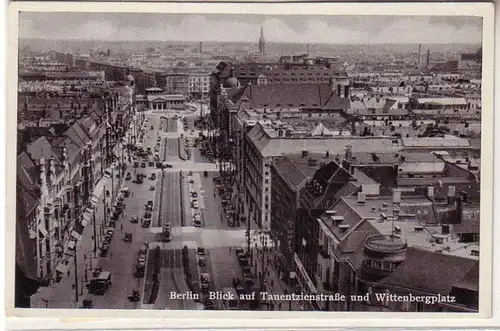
[227,77,240,88]
[361,234,407,281]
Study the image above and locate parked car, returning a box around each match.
[193,219,202,227]
[198,256,206,267]
[150,173,156,180]
[131,216,139,224]
[197,247,206,256]
[125,173,132,181]
[191,192,198,198]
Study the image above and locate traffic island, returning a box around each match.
[143,246,161,305]
[178,138,187,160]
[182,245,201,295]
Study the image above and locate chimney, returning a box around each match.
[357,192,366,205]
[427,186,435,200]
[338,224,350,234]
[345,145,352,161]
[392,190,401,206]
[456,196,464,222]
[302,150,309,158]
[447,185,456,205]
[460,190,468,204]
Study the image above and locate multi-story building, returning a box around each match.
[307,188,480,312]
[240,121,402,230]
[270,154,376,284]
[16,83,134,306]
[188,71,211,99]
[163,71,189,96]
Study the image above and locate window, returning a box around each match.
[265,204,269,210]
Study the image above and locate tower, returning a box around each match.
[418,44,421,68]
[259,25,266,55]
[426,49,430,68]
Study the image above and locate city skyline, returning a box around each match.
[19,13,482,44]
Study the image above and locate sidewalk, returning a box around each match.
[252,249,302,311]
[31,139,129,308]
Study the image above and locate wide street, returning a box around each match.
[39,104,249,310]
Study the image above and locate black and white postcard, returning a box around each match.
[5,1,495,328]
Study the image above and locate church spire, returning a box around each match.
[259,25,266,55]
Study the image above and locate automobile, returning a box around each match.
[193,219,202,227]
[150,126,154,130]
[146,200,153,210]
[150,173,156,180]
[134,161,139,168]
[124,232,132,242]
[131,216,139,224]
[125,173,132,181]
[149,161,154,167]
[80,299,93,309]
[235,247,244,255]
[198,256,206,267]
[197,247,206,256]
[106,228,115,237]
[150,185,155,191]
[191,201,199,209]
[189,179,194,184]
[144,211,152,219]
[191,192,198,198]
[137,255,146,264]
[141,162,146,168]
[156,162,162,168]
[142,219,151,228]
[162,163,173,168]
[193,214,201,221]
[188,171,193,176]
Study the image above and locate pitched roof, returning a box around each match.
[235,83,333,109]
[322,94,351,110]
[377,247,478,296]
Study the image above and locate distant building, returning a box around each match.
[136,87,186,110]
[188,71,210,99]
[259,25,266,55]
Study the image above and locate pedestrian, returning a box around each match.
[120,224,123,230]
[67,270,70,277]
[278,303,282,310]
[271,280,274,288]
[229,247,231,253]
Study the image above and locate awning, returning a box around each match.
[81,212,91,227]
[56,262,69,274]
[90,195,99,207]
[67,240,76,250]
[92,179,106,199]
[38,224,48,238]
[71,231,81,240]
[294,253,317,294]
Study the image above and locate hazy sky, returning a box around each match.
[19,13,482,44]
